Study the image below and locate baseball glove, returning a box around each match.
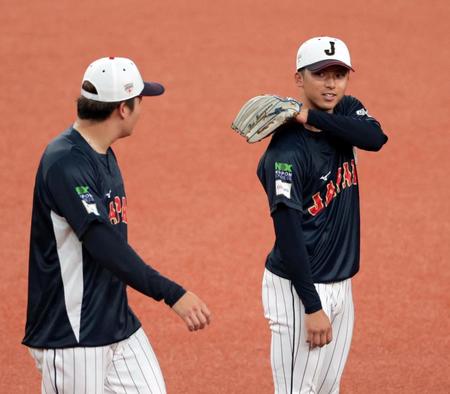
[231,95,302,143]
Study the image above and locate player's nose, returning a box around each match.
[324,75,336,88]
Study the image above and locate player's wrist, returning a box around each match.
[296,108,309,124]
[165,283,186,307]
[304,301,322,314]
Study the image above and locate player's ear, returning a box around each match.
[117,101,130,119]
[295,71,304,87]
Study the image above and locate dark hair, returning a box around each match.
[77,81,136,121]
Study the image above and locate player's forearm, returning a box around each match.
[307,109,388,151]
[82,222,186,306]
[272,205,322,314]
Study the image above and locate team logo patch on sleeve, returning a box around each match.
[75,186,99,216]
[356,108,371,117]
[274,162,293,199]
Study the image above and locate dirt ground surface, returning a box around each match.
[1,0,449,392]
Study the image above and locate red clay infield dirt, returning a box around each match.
[1,0,449,392]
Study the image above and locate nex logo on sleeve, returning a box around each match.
[75,186,89,194]
[275,162,292,172]
[75,185,99,215]
[275,162,293,198]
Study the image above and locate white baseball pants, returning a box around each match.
[262,269,354,394]
[28,327,166,394]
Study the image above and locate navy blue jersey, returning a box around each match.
[23,127,140,348]
[257,95,387,284]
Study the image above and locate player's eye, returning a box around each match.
[312,71,326,78]
[335,71,348,79]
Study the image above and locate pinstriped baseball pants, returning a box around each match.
[28,328,166,394]
[262,269,354,394]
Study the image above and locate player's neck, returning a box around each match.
[300,97,334,114]
[73,118,120,154]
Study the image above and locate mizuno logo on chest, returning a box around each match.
[320,171,331,181]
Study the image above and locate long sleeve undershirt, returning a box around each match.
[82,222,186,307]
[307,109,388,151]
[272,204,322,314]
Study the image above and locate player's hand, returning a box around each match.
[305,309,332,349]
[295,108,321,132]
[171,291,211,332]
[295,108,309,124]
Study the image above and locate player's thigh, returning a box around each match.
[263,272,346,394]
[291,284,334,394]
[105,328,166,394]
[316,280,355,394]
[262,269,296,393]
[29,348,50,394]
[262,269,296,329]
[29,346,109,394]
[263,270,329,394]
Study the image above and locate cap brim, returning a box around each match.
[140,82,165,96]
[306,60,354,72]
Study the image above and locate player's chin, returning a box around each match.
[316,98,340,112]
[316,103,336,112]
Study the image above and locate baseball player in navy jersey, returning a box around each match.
[23,57,211,393]
[257,37,388,393]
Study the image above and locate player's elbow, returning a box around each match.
[362,129,388,152]
[371,132,388,151]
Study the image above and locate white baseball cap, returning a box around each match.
[81,57,164,102]
[296,37,354,72]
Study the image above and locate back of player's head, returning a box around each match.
[77,81,135,121]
